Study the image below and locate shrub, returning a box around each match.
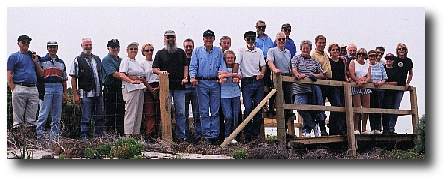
[110,138,144,159]
[232,148,248,159]
[415,114,426,154]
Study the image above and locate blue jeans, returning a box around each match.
[80,96,104,138]
[170,90,187,140]
[221,97,241,137]
[383,91,404,132]
[185,87,201,140]
[241,78,264,140]
[196,81,221,139]
[311,85,326,129]
[294,93,315,133]
[36,83,63,141]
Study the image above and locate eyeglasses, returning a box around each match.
[397,47,407,51]
[20,41,30,45]
[246,37,256,42]
[129,48,138,51]
[282,28,291,32]
[256,26,266,29]
[166,35,176,39]
[331,49,340,52]
[143,49,154,52]
[277,38,286,41]
[368,54,377,57]
[47,45,58,49]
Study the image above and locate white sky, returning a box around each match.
[7,7,425,133]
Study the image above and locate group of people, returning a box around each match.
[7,20,413,146]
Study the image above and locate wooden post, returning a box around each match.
[409,86,419,134]
[273,73,286,145]
[344,83,356,156]
[221,89,277,147]
[158,74,172,142]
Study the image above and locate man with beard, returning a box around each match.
[70,38,105,140]
[189,29,226,144]
[183,38,201,142]
[153,30,189,142]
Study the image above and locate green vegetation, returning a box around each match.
[110,138,144,159]
[232,148,248,159]
[415,114,426,154]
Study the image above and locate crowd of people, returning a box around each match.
[7,20,414,146]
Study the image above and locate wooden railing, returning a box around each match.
[273,73,419,156]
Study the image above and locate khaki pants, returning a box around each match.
[12,85,39,127]
[122,89,144,135]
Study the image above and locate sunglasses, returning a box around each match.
[398,47,407,51]
[357,53,367,56]
[331,49,340,52]
[368,54,377,57]
[277,38,286,41]
[282,28,291,32]
[166,35,176,39]
[20,41,30,45]
[129,48,138,51]
[256,26,266,29]
[143,49,154,52]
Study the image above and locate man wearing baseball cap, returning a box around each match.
[35,41,68,142]
[189,29,226,144]
[7,35,43,130]
[69,38,105,140]
[153,30,190,142]
[234,31,266,142]
[101,39,125,135]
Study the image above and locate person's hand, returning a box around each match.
[131,79,142,84]
[181,78,188,85]
[405,84,412,91]
[191,78,198,86]
[9,83,16,91]
[232,76,240,83]
[73,93,80,105]
[272,68,281,74]
[31,53,39,63]
[256,73,264,80]
[295,73,306,80]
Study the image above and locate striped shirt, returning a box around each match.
[370,62,388,83]
[290,55,323,95]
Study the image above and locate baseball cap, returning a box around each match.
[281,23,291,29]
[203,29,215,37]
[244,31,256,39]
[18,35,32,42]
[107,39,120,48]
[164,30,176,36]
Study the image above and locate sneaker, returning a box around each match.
[373,130,382,134]
[362,130,372,134]
[354,130,360,135]
[231,139,238,144]
[313,125,321,137]
[304,132,312,137]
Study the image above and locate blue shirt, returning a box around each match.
[274,37,296,57]
[7,52,37,84]
[256,34,274,58]
[221,67,241,98]
[101,53,122,88]
[370,62,388,83]
[189,46,226,79]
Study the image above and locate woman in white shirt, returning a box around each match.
[119,42,146,137]
[139,43,160,140]
[348,48,371,134]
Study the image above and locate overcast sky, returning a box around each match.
[6,7,425,133]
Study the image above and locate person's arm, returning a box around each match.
[407,69,413,85]
[7,71,15,91]
[62,81,67,103]
[348,61,358,82]
[33,56,44,77]
[256,52,266,80]
[71,77,80,104]
[189,48,198,86]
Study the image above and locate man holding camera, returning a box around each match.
[7,35,43,129]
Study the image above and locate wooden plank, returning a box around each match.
[273,73,286,145]
[284,104,346,112]
[353,108,412,115]
[410,87,419,133]
[220,89,277,147]
[158,74,172,142]
[356,134,416,142]
[291,135,345,144]
[281,76,408,91]
[344,83,357,156]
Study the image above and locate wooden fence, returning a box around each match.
[273,73,419,156]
